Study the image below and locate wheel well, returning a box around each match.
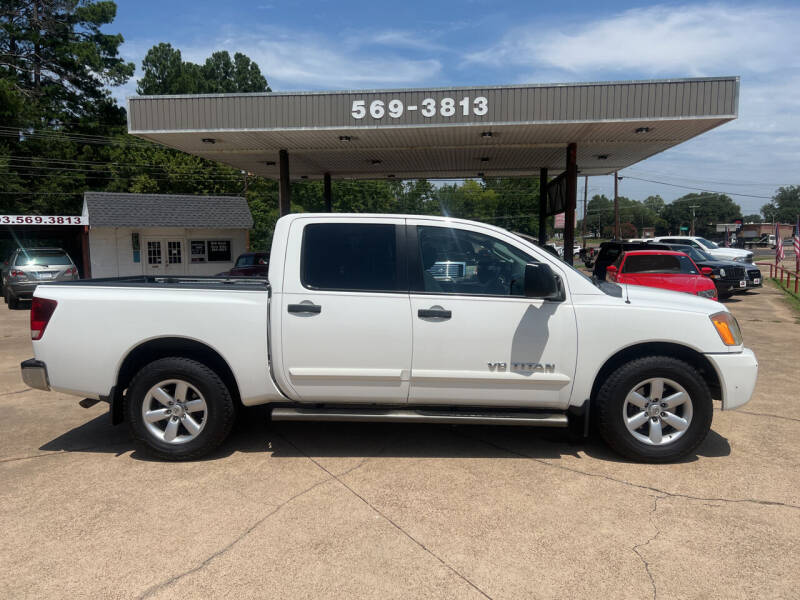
[115,338,241,417]
[590,342,722,403]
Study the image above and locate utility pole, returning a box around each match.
[582,175,588,248]
[614,171,620,239]
[689,204,700,236]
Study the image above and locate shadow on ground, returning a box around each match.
[40,405,731,464]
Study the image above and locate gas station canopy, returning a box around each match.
[127,76,738,180]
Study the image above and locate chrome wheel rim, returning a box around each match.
[142,379,207,445]
[623,377,693,446]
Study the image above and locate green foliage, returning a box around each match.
[742,214,763,224]
[0,0,134,118]
[661,193,741,237]
[761,186,800,224]
[137,44,269,95]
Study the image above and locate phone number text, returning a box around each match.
[351,96,488,120]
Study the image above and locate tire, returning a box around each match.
[126,357,236,460]
[7,290,19,310]
[595,356,713,463]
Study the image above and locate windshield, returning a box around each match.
[235,254,266,267]
[623,254,699,274]
[696,238,719,249]
[15,250,71,266]
[674,246,712,262]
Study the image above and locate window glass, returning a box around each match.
[207,240,231,262]
[16,250,71,266]
[302,223,399,291]
[622,254,699,274]
[416,226,534,296]
[697,237,719,249]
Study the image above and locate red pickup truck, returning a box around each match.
[606,250,718,300]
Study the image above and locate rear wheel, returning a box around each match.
[596,356,712,462]
[7,290,19,310]
[126,357,236,460]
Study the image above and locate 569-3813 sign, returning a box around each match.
[1,215,87,225]
[352,96,488,120]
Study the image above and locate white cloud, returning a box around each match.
[467,3,799,76]
[181,27,442,90]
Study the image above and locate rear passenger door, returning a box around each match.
[279,218,412,403]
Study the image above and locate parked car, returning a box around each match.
[649,236,753,263]
[661,244,753,298]
[512,233,561,259]
[22,213,757,463]
[2,247,79,309]
[215,252,269,277]
[592,241,672,281]
[606,250,718,300]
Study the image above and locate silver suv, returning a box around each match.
[2,248,79,310]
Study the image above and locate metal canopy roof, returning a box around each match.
[127,77,738,180]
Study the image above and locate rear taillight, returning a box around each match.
[30,297,57,340]
[65,267,77,276]
[10,269,26,279]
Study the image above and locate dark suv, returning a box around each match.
[592,241,671,281]
[2,247,79,309]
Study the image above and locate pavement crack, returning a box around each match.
[463,434,800,511]
[0,388,30,397]
[136,476,334,600]
[631,495,665,600]
[736,410,800,423]
[277,432,494,600]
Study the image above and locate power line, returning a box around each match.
[620,175,773,199]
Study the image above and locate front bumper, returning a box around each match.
[705,348,758,410]
[21,358,50,391]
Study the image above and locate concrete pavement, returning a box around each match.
[1,285,798,599]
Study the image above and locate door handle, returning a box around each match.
[288,303,322,314]
[418,308,451,319]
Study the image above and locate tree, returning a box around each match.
[137,45,269,95]
[760,186,800,224]
[661,194,741,237]
[642,195,665,215]
[742,214,762,224]
[0,0,134,118]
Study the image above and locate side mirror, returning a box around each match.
[524,263,560,299]
[606,265,617,273]
[701,266,713,276]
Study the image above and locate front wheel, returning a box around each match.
[596,356,713,462]
[126,357,236,460]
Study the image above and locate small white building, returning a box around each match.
[82,192,253,278]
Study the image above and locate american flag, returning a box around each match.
[794,216,800,270]
[776,222,784,264]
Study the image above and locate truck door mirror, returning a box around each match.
[701,266,713,276]
[606,265,617,274]
[524,263,560,299]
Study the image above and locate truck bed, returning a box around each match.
[41,275,269,291]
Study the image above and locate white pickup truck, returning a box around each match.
[21,214,758,462]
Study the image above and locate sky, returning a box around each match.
[110,0,800,216]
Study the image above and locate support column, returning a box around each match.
[323,172,332,212]
[614,171,620,240]
[81,225,91,279]
[538,168,548,245]
[582,175,588,249]
[564,143,577,266]
[279,149,291,216]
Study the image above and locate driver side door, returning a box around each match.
[406,220,577,409]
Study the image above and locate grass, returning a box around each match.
[769,277,800,320]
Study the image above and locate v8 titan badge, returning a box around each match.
[351,96,488,120]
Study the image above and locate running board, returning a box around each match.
[271,407,568,428]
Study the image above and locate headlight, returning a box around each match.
[733,256,747,262]
[710,311,743,346]
[697,289,717,299]
[719,268,726,277]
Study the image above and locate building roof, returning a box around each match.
[82,192,253,229]
[127,76,739,180]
